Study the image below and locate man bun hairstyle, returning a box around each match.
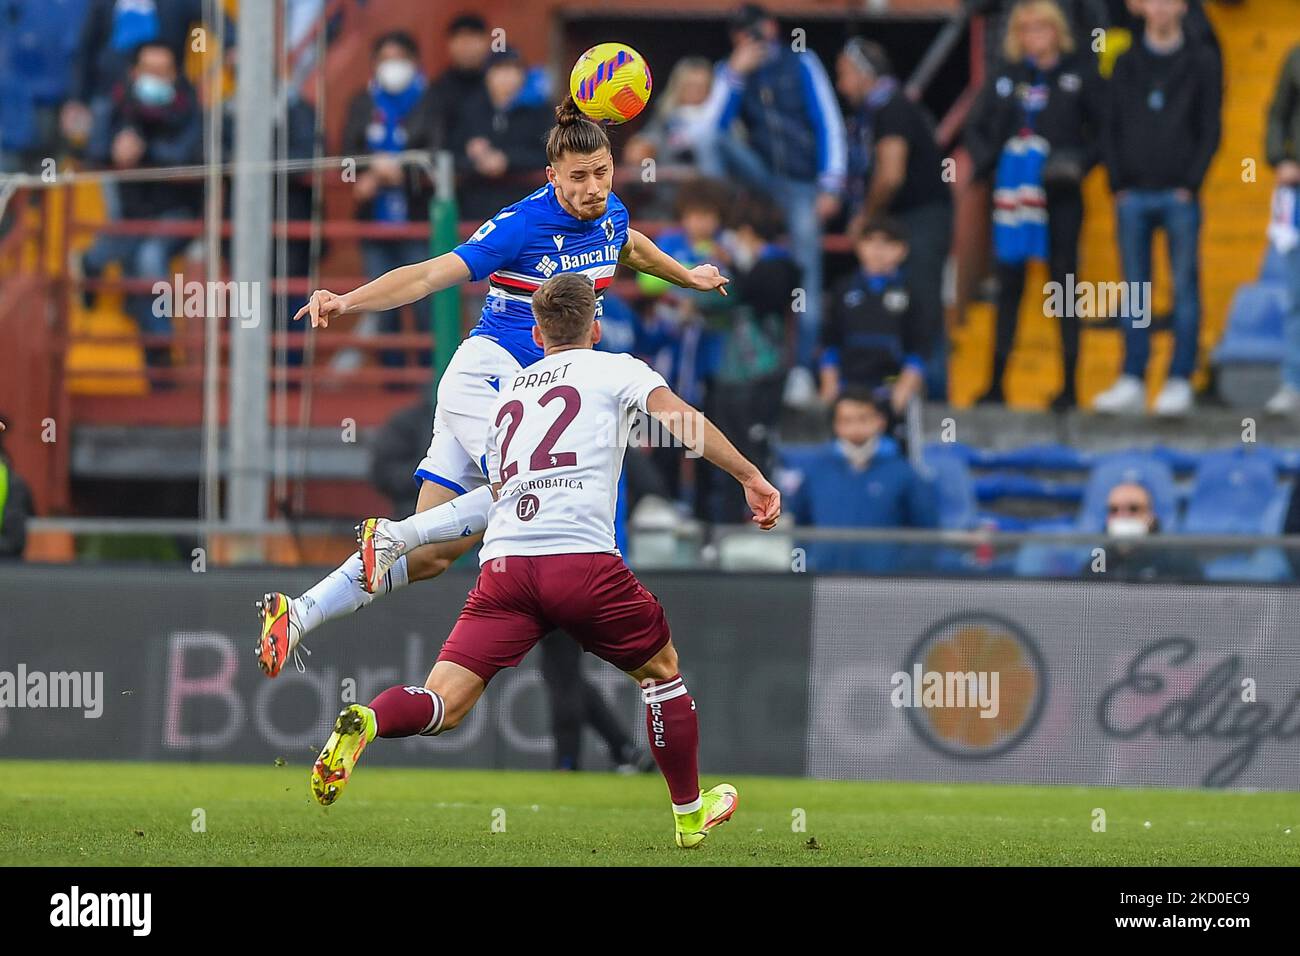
[532,273,597,346]
[546,96,612,164]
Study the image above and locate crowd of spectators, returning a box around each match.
[2,0,1296,572]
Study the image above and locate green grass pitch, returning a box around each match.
[2,760,1297,866]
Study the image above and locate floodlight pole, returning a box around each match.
[228,0,275,551]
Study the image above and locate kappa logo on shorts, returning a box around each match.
[516,494,541,521]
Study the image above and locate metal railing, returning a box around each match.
[27,515,1300,552]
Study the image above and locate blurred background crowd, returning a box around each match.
[2,0,1300,582]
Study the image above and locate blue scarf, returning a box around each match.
[992,67,1051,264]
[366,75,426,222]
[992,133,1049,264]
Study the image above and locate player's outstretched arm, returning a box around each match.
[620,227,729,297]
[645,386,780,530]
[292,252,472,328]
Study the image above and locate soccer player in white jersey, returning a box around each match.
[311,274,781,848]
[254,98,729,677]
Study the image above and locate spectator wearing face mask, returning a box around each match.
[62,0,233,154]
[341,31,438,370]
[81,40,202,372]
[1082,480,1202,581]
[783,388,938,573]
[450,49,552,221]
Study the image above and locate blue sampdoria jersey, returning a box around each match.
[451,184,631,366]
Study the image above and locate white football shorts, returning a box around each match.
[414,334,524,495]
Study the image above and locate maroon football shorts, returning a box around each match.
[436,551,671,683]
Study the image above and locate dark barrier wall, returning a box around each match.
[809,578,1300,790]
[2,567,1298,789]
[0,566,813,776]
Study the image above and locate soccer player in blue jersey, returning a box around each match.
[255,97,730,676]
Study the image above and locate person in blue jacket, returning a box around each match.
[784,388,938,573]
[699,2,847,370]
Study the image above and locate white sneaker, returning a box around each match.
[1091,375,1145,414]
[1265,385,1300,415]
[1152,377,1193,417]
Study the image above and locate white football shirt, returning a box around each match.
[479,348,668,563]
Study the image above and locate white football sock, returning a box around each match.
[291,552,409,636]
[390,484,493,552]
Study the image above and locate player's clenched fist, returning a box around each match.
[293,289,345,328]
[743,475,781,531]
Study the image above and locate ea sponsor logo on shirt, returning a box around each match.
[898,612,1047,760]
[1148,89,1165,111]
[516,493,541,521]
[1058,71,1081,93]
[995,75,1013,98]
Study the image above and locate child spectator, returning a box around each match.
[819,218,927,417]
[837,38,952,400]
[637,178,732,408]
[698,196,799,523]
[636,180,731,507]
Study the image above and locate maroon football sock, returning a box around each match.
[368,684,445,738]
[642,674,700,808]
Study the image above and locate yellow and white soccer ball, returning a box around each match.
[569,42,653,124]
